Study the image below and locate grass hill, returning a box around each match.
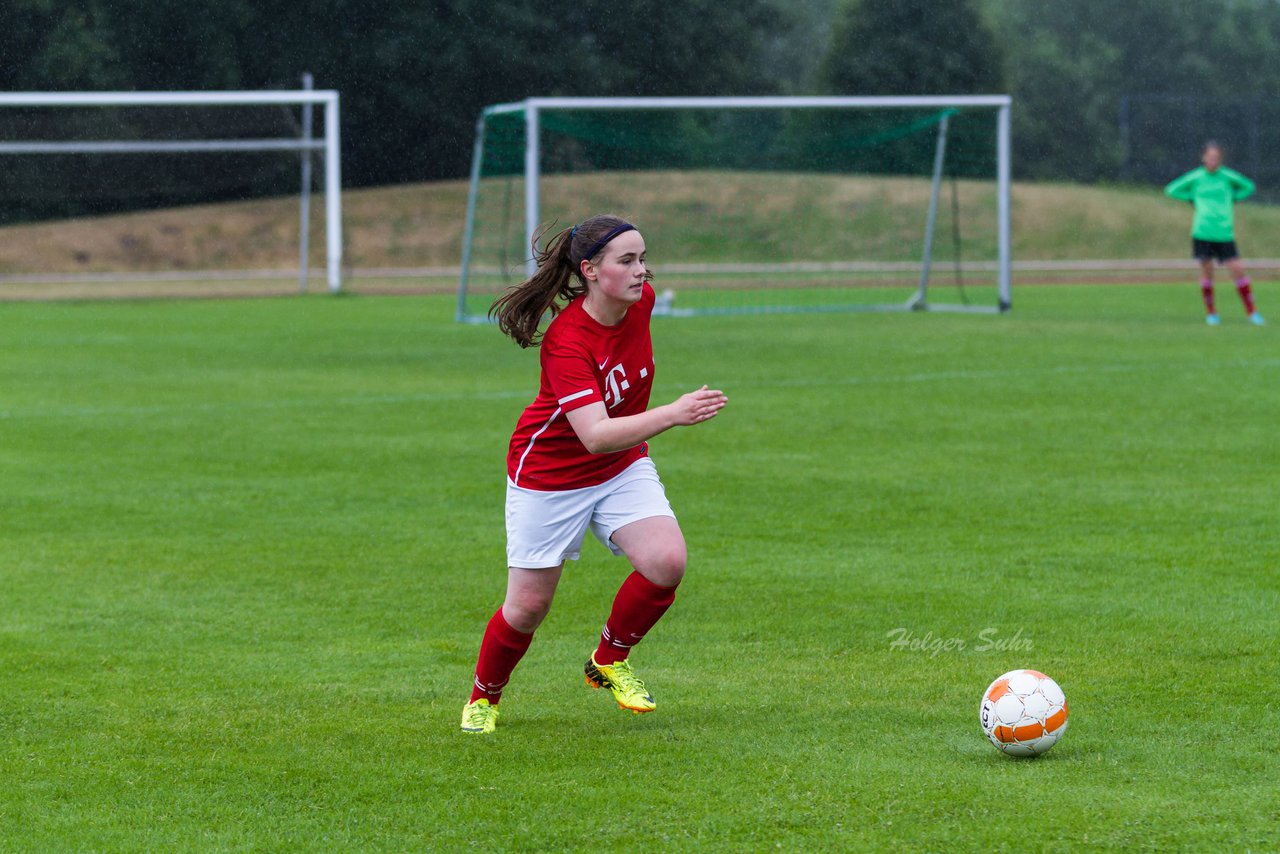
[4,174,1280,283]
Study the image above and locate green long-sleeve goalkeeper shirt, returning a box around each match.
[1164,166,1255,242]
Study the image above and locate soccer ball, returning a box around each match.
[979,669,1069,757]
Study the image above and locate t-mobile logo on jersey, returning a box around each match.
[601,362,650,409]
[603,364,630,409]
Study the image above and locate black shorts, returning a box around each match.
[1193,239,1240,264]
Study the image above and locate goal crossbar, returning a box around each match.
[0,89,343,292]
[484,95,1012,113]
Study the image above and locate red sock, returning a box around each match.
[469,608,534,704]
[1201,279,1216,315]
[1236,277,1256,315]
[594,571,678,665]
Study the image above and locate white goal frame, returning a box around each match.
[458,95,1011,319]
[0,88,343,292]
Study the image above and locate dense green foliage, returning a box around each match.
[985,0,1280,186]
[7,0,1280,211]
[0,0,793,194]
[1,288,1277,849]
[821,0,1004,97]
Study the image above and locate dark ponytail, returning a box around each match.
[489,214,636,348]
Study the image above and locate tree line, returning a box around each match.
[3,0,1280,219]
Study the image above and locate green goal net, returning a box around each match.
[456,96,1011,322]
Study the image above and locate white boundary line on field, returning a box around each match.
[2,358,1278,422]
[8,259,1280,286]
[758,357,1280,390]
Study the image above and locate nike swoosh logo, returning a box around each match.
[598,359,609,370]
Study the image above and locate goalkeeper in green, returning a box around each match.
[1165,142,1264,326]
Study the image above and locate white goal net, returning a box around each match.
[456,96,1011,322]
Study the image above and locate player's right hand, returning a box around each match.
[670,385,727,426]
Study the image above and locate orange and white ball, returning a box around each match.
[980,669,1069,757]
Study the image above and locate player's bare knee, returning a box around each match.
[661,560,687,588]
[639,543,686,587]
[503,596,552,632]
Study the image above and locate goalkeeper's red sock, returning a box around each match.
[1201,279,1216,315]
[594,571,678,665]
[469,608,534,704]
[1236,277,1256,315]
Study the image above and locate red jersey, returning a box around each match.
[507,284,657,490]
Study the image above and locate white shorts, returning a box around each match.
[505,457,676,569]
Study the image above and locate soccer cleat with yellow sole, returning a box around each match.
[460,698,499,733]
[584,654,656,713]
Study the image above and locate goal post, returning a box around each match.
[0,87,343,293]
[456,95,1012,322]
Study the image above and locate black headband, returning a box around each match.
[579,222,636,263]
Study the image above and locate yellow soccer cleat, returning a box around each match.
[460,698,500,734]
[584,654,656,714]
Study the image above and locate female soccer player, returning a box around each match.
[1165,142,1265,326]
[460,214,727,734]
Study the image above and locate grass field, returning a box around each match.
[1,285,1277,850]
